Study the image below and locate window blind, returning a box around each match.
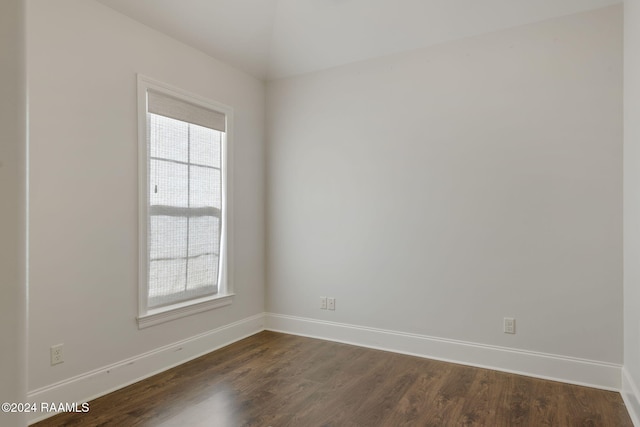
[148,90,226,132]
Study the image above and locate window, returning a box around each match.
[137,75,233,328]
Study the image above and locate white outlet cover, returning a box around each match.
[50,344,64,365]
[504,318,515,334]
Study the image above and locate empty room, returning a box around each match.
[2,0,640,425]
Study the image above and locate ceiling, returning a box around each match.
[96,0,621,80]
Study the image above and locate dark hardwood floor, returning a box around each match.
[33,331,633,426]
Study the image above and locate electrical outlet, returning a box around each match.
[320,297,327,309]
[51,344,64,365]
[504,318,515,334]
[327,297,335,311]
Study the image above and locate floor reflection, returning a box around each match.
[155,384,238,427]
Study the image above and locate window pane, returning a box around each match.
[149,216,187,260]
[190,165,221,208]
[149,114,188,162]
[187,254,219,292]
[150,159,189,208]
[188,216,220,257]
[190,125,221,167]
[149,258,186,301]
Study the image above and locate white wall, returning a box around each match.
[27,0,265,395]
[0,0,27,426]
[267,5,622,366]
[623,0,640,423]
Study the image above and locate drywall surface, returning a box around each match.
[624,0,640,422]
[268,0,623,79]
[0,0,27,425]
[267,6,623,363]
[28,0,265,391]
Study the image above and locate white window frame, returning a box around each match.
[137,74,234,328]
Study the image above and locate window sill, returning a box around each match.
[137,293,234,329]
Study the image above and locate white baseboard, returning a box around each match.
[265,313,622,392]
[623,367,640,426]
[27,313,265,425]
[27,312,627,425]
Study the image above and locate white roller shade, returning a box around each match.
[148,90,226,132]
